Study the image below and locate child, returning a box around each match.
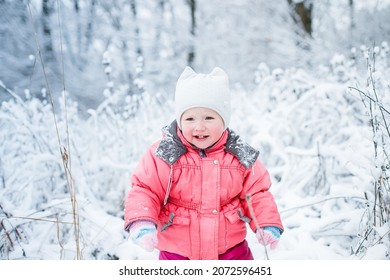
[124,66,283,260]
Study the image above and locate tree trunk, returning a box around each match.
[84,0,96,53]
[187,0,196,67]
[73,0,81,57]
[130,0,143,57]
[153,0,165,60]
[287,0,312,36]
[349,0,355,46]
[42,0,54,59]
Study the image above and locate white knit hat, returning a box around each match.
[175,66,231,130]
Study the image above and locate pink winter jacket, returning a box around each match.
[124,121,283,260]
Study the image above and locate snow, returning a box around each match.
[1,48,389,261]
[1,0,389,264]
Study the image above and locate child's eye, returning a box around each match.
[205,116,215,120]
[184,117,194,121]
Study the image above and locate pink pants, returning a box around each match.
[159,240,254,260]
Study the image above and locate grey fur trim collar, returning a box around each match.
[155,121,187,165]
[155,121,259,168]
[225,129,260,168]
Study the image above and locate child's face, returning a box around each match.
[180,107,225,149]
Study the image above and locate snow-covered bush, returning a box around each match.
[231,44,389,260]
[348,43,390,259]
[0,62,171,259]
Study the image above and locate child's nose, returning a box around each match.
[194,120,206,131]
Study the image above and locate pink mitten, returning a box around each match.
[129,221,157,252]
[256,226,281,250]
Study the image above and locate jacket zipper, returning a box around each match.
[199,149,207,158]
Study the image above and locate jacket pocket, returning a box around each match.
[225,208,251,224]
[158,210,192,258]
[225,208,241,224]
[223,208,248,248]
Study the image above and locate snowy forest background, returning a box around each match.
[0,0,389,260]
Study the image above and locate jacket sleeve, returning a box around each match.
[124,143,169,230]
[240,160,284,233]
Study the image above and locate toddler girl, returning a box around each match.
[124,66,283,260]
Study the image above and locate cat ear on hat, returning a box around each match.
[178,66,197,80]
[209,67,228,78]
